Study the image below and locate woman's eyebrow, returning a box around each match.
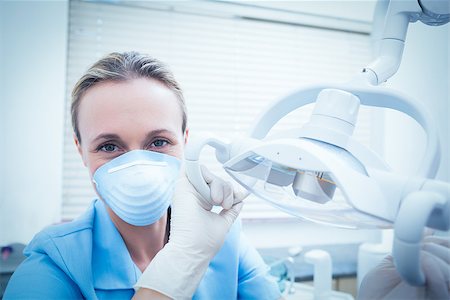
[91,133,123,144]
[145,129,177,139]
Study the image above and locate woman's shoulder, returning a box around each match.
[20,202,97,284]
[3,247,84,299]
[26,202,96,255]
[3,203,99,299]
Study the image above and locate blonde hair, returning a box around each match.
[71,51,187,143]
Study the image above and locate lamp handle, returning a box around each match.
[393,190,448,285]
[184,134,231,209]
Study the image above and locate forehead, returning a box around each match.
[77,77,183,142]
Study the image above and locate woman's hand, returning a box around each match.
[358,235,450,300]
[133,166,244,299]
[168,166,244,257]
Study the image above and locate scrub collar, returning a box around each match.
[92,200,142,290]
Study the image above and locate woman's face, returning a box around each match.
[75,77,187,177]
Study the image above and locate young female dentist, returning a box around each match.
[4,51,281,299]
[4,51,449,300]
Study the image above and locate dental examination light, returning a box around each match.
[185,0,450,286]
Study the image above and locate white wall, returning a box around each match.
[0,1,68,245]
[383,22,449,181]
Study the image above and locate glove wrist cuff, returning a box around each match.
[134,243,211,299]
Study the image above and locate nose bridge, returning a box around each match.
[127,131,148,151]
[129,143,143,151]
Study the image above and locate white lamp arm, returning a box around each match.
[365,0,423,84]
[248,83,440,178]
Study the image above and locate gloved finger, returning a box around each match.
[201,165,224,206]
[422,251,450,299]
[423,242,450,264]
[200,164,214,184]
[209,179,226,206]
[423,228,435,237]
[233,188,248,203]
[358,255,402,300]
[422,244,450,285]
[196,196,214,211]
[174,175,213,211]
[221,182,234,210]
[423,235,450,248]
[218,202,243,228]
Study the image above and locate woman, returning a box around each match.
[4,52,281,299]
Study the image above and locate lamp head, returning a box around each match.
[223,137,393,229]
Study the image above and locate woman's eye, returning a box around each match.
[99,144,119,152]
[151,139,168,148]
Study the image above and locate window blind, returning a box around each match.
[63,0,373,221]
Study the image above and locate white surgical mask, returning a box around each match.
[93,150,181,226]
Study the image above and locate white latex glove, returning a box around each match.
[200,165,238,210]
[358,235,450,300]
[134,166,244,299]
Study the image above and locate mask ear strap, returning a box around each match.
[165,206,171,244]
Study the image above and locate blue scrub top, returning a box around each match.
[4,200,280,299]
